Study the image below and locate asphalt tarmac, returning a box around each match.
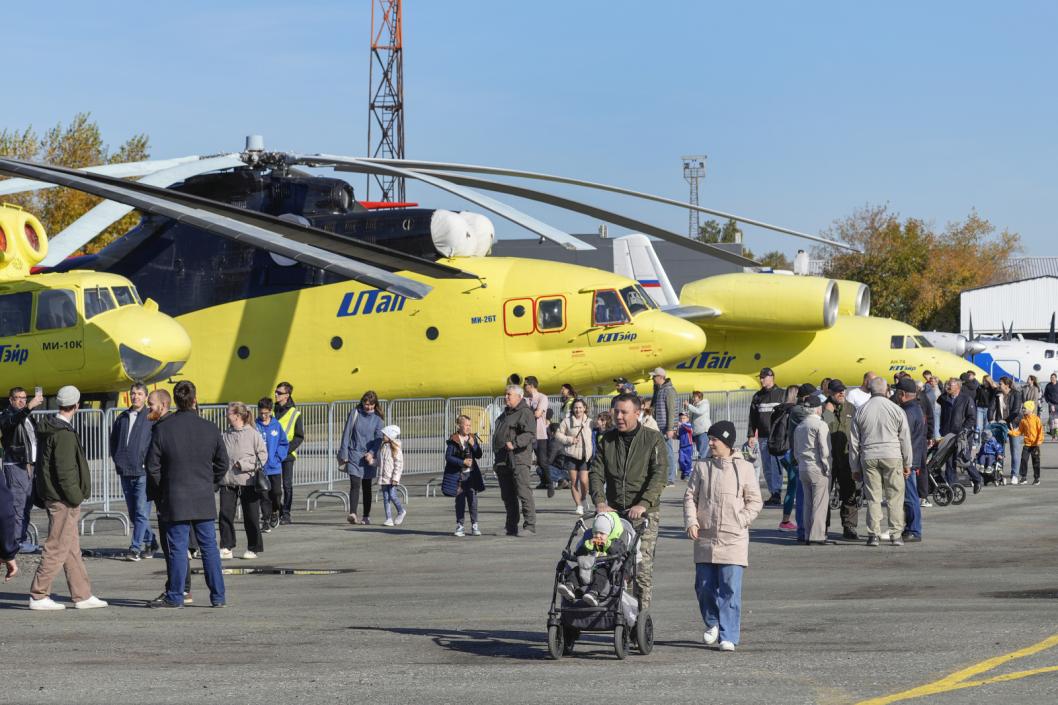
[3,447,1058,705]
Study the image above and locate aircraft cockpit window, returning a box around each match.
[621,285,652,315]
[890,335,904,349]
[914,336,933,348]
[84,287,117,319]
[537,298,565,332]
[112,286,137,307]
[904,336,918,349]
[36,290,77,331]
[593,290,630,326]
[1046,350,1055,359]
[0,292,32,337]
[634,285,658,309]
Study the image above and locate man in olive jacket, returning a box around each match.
[492,384,537,536]
[589,393,667,608]
[29,386,106,610]
[146,380,229,608]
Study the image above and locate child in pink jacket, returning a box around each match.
[378,425,405,526]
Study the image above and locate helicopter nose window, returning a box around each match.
[593,289,630,326]
[36,289,77,331]
[112,286,138,307]
[0,292,32,336]
[84,287,117,319]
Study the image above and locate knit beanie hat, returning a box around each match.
[707,420,737,449]
[592,512,615,535]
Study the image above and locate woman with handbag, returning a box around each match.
[443,415,484,537]
[338,391,385,525]
[219,402,268,560]
[554,398,593,515]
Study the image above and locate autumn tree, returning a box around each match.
[0,113,149,253]
[696,218,742,244]
[821,205,1019,331]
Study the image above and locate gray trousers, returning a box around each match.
[799,468,830,542]
[495,463,535,534]
[862,457,905,537]
[3,462,33,544]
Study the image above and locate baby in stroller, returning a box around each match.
[975,429,1005,485]
[556,512,633,607]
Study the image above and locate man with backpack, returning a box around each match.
[749,368,786,506]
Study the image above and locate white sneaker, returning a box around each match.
[219,548,233,560]
[454,524,465,537]
[703,625,719,645]
[1010,476,1020,485]
[74,596,108,610]
[471,523,481,536]
[920,498,933,508]
[383,518,395,527]
[29,596,65,611]
[880,532,891,541]
[719,640,736,652]
[575,505,584,516]
[395,510,407,525]
[241,550,257,559]
[556,583,577,601]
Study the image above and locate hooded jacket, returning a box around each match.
[683,456,762,566]
[255,416,289,476]
[555,414,594,462]
[793,411,831,477]
[220,425,268,487]
[377,438,404,485]
[34,414,91,507]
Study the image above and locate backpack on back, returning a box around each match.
[767,405,791,455]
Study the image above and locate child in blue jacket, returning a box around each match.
[256,398,290,531]
[678,412,694,480]
[976,429,1004,472]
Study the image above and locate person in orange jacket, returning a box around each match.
[1009,400,1044,485]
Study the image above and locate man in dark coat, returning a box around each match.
[897,378,926,541]
[1,385,44,552]
[823,380,859,540]
[492,384,537,536]
[109,382,158,560]
[939,378,982,491]
[146,380,228,608]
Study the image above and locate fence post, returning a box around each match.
[306,400,349,512]
[80,408,129,537]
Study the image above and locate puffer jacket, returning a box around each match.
[555,415,594,462]
[683,456,762,566]
[221,425,268,487]
[377,439,404,484]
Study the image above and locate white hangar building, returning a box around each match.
[961,269,1058,338]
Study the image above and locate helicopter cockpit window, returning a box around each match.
[84,287,117,319]
[890,335,904,349]
[0,292,32,337]
[620,285,652,315]
[112,286,137,307]
[904,336,918,349]
[593,289,629,326]
[537,297,565,331]
[914,336,933,348]
[634,284,658,309]
[36,290,77,331]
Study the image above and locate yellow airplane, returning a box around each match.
[0,158,707,402]
[613,234,985,391]
[0,203,191,395]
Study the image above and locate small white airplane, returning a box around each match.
[922,314,1058,382]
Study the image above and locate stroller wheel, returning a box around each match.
[951,484,967,505]
[933,486,953,507]
[562,626,578,655]
[547,624,565,660]
[614,624,629,660]
[634,610,655,655]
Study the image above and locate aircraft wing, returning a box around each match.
[0,158,473,299]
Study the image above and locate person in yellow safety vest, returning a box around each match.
[273,382,305,526]
[555,511,631,606]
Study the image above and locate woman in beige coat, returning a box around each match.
[555,398,594,515]
[683,420,763,652]
[219,402,268,560]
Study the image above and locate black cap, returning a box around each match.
[797,383,817,399]
[828,379,847,394]
[759,367,774,378]
[707,421,737,449]
[804,394,823,408]
[896,377,918,394]
[613,377,630,384]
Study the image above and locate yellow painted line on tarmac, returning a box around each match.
[854,633,1058,705]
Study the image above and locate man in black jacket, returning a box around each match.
[146,381,228,608]
[939,379,982,492]
[897,378,926,542]
[998,377,1024,481]
[109,383,158,561]
[1043,373,1058,440]
[492,384,537,536]
[273,382,304,526]
[748,368,786,506]
[1,386,44,552]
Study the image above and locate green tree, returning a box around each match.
[741,247,791,269]
[821,205,1020,330]
[0,113,150,253]
[697,218,741,244]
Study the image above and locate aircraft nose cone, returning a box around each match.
[118,312,192,382]
[654,313,706,366]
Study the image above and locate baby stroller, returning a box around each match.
[546,515,653,660]
[925,433,966,506]
[973,428,1005,487]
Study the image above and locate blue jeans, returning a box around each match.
[975,408,987,436]
[120,475,156,552]
[1008,433,1024,479]
[666,437,679,483]
[759,443,782,495]
[903,470,922,537]
[693,434,709,460]
[380,484,404,521]
[165,520,225,606]
[932,403,941,439]
[694,563,745,645]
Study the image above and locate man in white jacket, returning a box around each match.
[793,396,831,545]
[849,377,913,547]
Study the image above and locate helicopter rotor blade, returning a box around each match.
[0,158,438,299]
[358,157,859,253]
[40,154,245,267]
[0,155,203,197]
[292,154,595,252]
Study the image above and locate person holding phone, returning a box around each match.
[1,386,44,553]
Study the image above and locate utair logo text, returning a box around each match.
[0,344,29,366]
[677,351,736,370]
[596,331,637,344]
[336,290,407,317]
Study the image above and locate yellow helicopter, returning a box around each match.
[0,203,190,395]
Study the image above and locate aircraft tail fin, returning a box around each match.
[612,233,680,307]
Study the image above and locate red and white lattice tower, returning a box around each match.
[367,0,405,201]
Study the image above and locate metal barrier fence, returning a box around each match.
[23,390,756,534]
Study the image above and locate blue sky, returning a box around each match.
[6,1,1056,257]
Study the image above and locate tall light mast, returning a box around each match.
[367,0,405,201]
[682,155,706,239]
